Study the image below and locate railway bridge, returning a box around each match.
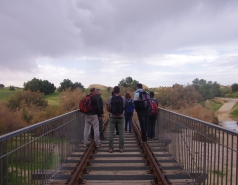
[0,108,238,185]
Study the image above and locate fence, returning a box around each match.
[0,110,84,185]
[157,108,238,185]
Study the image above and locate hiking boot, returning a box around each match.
[119,148,124,153]
[109,148,113,153]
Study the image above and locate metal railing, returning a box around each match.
[0,110,84,185]
[157,108,238,185]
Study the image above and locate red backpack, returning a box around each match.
[79,94,94,113]
[150,100,158,115]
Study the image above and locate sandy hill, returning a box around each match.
[87,84,107,90]
[88,84,149,90]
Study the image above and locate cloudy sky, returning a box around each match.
[0,0,238,88]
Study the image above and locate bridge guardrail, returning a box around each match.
[0,110,84,185]
[157,108,238,185]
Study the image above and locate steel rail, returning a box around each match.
[67,118,109,185]
[132,119,169,185]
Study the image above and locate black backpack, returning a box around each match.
[110,96,123,115]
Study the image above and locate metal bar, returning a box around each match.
[0,141,2,185]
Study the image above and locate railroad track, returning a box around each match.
[48,119,195,185]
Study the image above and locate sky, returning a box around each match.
[0,0,238,88]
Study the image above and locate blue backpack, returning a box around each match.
[125,99,134,114]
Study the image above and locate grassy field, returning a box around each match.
[0,88,22,101]
[0,88,61,106]
[44,91,61,106]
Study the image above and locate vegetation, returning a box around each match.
[0,87,21,101]
[9,85,15,91]
[0,84,5,88]
[231,103,238,117]
[157,84,202,109]
[192,78,221,100]
[58,79,84,92]
[231,83,238,92]
[118,76,139,91]
[202,99,223,111]
[1,77,237,135]
[7,91,48,111]
[24,77,56,95]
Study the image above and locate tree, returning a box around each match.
[9,86,15,91]
[24,77,56,95]
[58,79,84,92]
[106,86,112,92]
[73,82,84,89]
[192,78,221,100]
[118,76,139,90]
[231,83,238,92]
[0,84,4,88]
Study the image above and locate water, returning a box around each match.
[222,121,238,131]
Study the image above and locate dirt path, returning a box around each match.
[216,98,238,122]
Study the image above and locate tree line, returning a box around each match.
[0,76,237,135]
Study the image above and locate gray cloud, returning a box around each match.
[0,0,238,87]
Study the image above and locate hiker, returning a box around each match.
[107,86,125,153]
[90,89,106,140]
[147,91,158,140]
[124,92,134,133]
[83,87,102,148]
[106,91,119,135]
[134,83,150,143]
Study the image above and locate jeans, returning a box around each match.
[109,118,124,149]
[136,109,149,142]
[84,114,101,145]
[124,113,133,132]
[147,115,157,139]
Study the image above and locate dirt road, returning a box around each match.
[216,98,238,122]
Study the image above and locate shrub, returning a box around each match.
[7,91,48,111]
[60,88,85,111]
[176,104,219,124]
[0,103,26,135]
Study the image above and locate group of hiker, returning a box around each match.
[79,83,158,153]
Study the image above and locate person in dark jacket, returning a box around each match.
[83,87,102,147]
[107,86,126,153]
[90,89,106,140]
[134,83,149,143]
[147,91,158,140]
[124,92,134,133]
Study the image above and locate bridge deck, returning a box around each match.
[48,124,194,185]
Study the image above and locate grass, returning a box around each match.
[0,88,22,101]
[203,99,223,111]
[44,91,61,106]
[225,91,238,98]
[231,103,238,117]
[0,88,61,106]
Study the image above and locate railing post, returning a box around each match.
[236,137,238,185]
[203,125,207,179]
[0,142,3,185]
